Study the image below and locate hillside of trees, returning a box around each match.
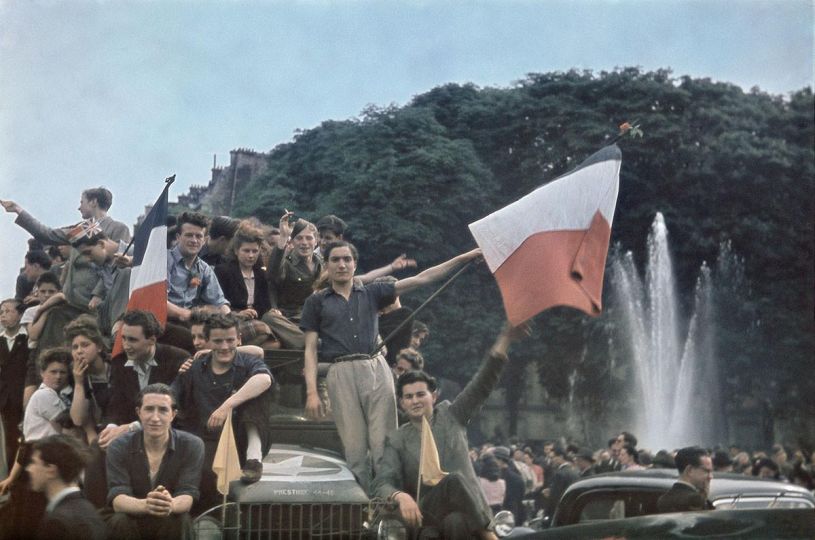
[230,68,814,447]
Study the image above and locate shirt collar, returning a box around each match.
[676,480,700,492]
[2,325,26,339]
[124,356,158,369]
[46,486,81,513]
[38,383,73,398]
[135,427,178,453]
[326,280,365,296]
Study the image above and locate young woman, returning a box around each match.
[214,223,272,319]
[65,315,110,444]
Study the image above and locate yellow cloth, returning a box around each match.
[212,409,242,495]
[419,415,448,487]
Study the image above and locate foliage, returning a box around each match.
[229,68,814,446]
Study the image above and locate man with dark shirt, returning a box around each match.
[300,240,481,491]
[172,313,273,510]
[543,445,579,519]
[27,434,106,540]
[106,384,204,539]
[374,324,526,540]
[657,446,713,513]
[98,310,188,449]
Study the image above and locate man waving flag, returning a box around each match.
[469,145,621,325]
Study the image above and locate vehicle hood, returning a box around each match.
[229,444,369,504]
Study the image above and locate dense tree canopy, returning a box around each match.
[231,68,814,447]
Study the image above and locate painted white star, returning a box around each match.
[265,455,338,477]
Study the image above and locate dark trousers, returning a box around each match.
[419,473,488,539]
[1,407,21,473]
[104,510,192,540]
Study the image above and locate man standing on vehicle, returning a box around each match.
[657,446,713,513]
[373,323,527,540]
[300,240,481,492]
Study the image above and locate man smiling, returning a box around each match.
[172,313,273,511]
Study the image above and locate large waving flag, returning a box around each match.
[469,145,621,325]
[111,180,171,356]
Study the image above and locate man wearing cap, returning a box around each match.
[574,449,596,477]
[301,240,482,492]
[374,323,527,539]
[492,446,526,523]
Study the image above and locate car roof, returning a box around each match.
[562,469,814,501]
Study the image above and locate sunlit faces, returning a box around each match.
[209,326,241,366]
[78,195,94,219]
[686,456,713,493]
[71,335,102,366]
[26,451,53,493]
[190,323,208,352]
[318,230,341,255]
[399,381,437,422]
[137,393,176,439]
[41,361,69,392]
[292,227,316,258]
[326,246,356,284]
[236,241,261,270]
[0,302,21,329]
[121,324,156,364]
[176,223,207,259]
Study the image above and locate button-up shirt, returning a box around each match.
[299,281,396,361]
[166,246,228,309]
[124,357,158,390]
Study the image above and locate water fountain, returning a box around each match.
[611,213,725,449]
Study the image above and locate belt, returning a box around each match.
[331,353,374,363]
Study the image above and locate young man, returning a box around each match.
[373,323,527,540]
[16,250,52,303]
[68,222,131,308]
[27,434,106,540]
[105,383,204,539]
[98,310,188,449]
[0,299,28,471]
[199,215,240,267]
[657,446,714,513]
[300,241,481,491]
[166,211,230,322]
[172,314,273,509]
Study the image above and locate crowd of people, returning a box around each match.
[466,432,815,523]
[0,187,813,540]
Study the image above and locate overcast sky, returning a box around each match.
[1,0,812,294]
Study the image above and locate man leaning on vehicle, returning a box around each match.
[657,446,714,513]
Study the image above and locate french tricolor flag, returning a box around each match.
[111,181,171,355]
[469,145,621,325]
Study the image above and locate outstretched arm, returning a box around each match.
[357,254,418,284]
[394,249,481,296]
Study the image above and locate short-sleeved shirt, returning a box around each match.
[23,384,73,440]
[106,428,204,505]
[171,351,271,440]
[299,281,396,361]
[166,246,228,309]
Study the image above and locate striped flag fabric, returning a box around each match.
[111,182,170,356]
[469,145,621,325]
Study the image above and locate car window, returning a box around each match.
[577,492,661,522]
[713,496,815,510]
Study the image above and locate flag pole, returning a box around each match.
[372,258,477,357]
[121,174,176,257]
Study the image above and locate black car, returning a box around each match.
[551,468,814,528]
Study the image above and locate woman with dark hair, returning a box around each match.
[478,454,506,515]
[215,223,272,319]
[619,444,644,471]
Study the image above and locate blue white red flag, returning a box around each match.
[111,181,171,356]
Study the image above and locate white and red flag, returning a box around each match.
[469,145,621,325]
[111,182,170,356]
